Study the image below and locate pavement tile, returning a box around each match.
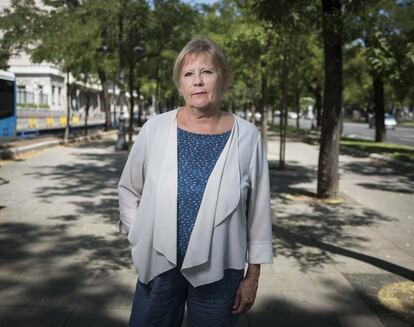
[119,289,134,311]
[331,254,387,274]
[38,284,128,309]
[282,290,372,315]
[246,312,341,327]
[260,263,273,274]
[259,272,317,291]
[308,270,356,292]
[63,308,129,327]
[0,305,72,327]
[235,314,249,327]
[270,255,310,273]
[376,313,413,327]
[337,314,385,327]
[0,281,44,307]
[17,263,100,284]
[93,268,137,288]
[343,273,413,326]
[252,288,290,314]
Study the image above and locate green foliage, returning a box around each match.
[1,0,412,116]
[0,0,40,68]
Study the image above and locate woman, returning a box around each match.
[118,37,272,327]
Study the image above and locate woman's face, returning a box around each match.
[179,53,222,111]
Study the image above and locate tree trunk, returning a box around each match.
[64,71,71,141]
[128,62,135,145]
[154,65,160,114]
[279,35,291,170]
[315,87,322,128]
[373,74,385,142]
[136,83,143,127]
[279,68,288,170]
[251,103,256,124]
[97,67,112,131]
[317,0,343,199]
[84,91,90,136]
[260,61,268,152]
[295,90,300,129]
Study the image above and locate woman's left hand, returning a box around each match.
[231,276,258,314]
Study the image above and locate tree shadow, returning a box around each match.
[268,158,414,325]
[269,162,414,278]
[24,140,126,227]
[269,162,317,195]
[342,159,414,194]
[357,182,413,194]
[1,135,413,326]
[0,139,135,326]
[0,221,134,326]
[243,280,414,327]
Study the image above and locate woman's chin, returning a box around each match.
[186,101,220,112]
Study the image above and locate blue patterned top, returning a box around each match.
[177,127,231,264]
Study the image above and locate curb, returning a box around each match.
[368,152,413,167]
[302,133,413,167]
[0,130,117,160]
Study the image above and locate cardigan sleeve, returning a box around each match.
[117,123,148,235]
[246,134,273,264]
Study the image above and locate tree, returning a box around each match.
[245,0,346,199]
[317,0,343,198]
[350,0,414,141]
[0,0,41,68]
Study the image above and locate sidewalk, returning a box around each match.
[0,129,117,160]
[0,131,413,327]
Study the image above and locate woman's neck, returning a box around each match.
[183,105,221,123]
[177,106,233,135]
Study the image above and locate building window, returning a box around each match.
[17,85,26,104]
[52,86,55,105]
[58,87,62,105]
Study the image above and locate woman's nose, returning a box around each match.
[193,73,203,86]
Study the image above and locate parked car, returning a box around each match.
[368,114,397,130]
[288,112,298,119]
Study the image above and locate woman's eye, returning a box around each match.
[203,70,212,74]
[184,72,192,77]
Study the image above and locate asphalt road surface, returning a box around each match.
[283,118,414,147]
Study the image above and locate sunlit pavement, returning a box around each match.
[0,132,413,326]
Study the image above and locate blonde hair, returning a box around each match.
[173,37,232,92]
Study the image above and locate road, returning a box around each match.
[342,122,414,147]
[281,118,414,147]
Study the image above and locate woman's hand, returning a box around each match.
[232,264,260,314]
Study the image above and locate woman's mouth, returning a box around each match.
[192,92,207,96]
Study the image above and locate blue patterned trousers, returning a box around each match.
[129,267,244,327]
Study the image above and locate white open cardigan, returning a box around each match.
[118,109,273,287]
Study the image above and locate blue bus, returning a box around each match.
[0,70,16,138]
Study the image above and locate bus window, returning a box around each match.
[0,79,15,119]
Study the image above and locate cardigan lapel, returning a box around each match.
[152,111,178,265]
[181,120,241,270]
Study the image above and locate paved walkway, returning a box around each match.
[0,131,413,326]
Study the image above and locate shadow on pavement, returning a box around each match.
[342,159,414,194]
[269,161,412,276]
[268,161,414,326]
[1,139,413,326]
[0,140,134,326]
